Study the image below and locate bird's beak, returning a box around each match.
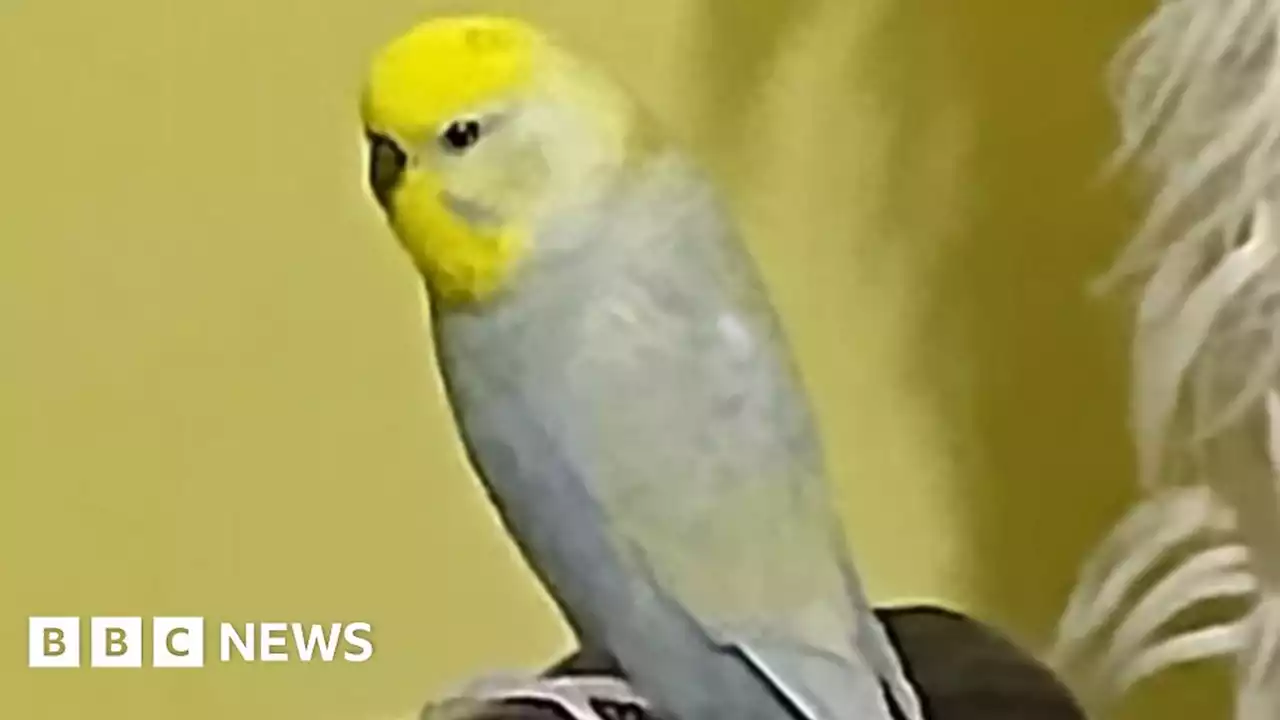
[366,131,407,211]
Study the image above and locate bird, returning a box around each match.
[359,15,926,720]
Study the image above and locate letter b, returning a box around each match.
[90,617,142,668]
[28,617,80,668]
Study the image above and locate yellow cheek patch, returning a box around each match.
[388,172,526,306]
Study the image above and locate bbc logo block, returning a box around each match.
[29,616,206,668]
[153,617,204,668]
[28,617,79,668]
[90,617,143,668]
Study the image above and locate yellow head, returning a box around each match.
[360,15,648,306]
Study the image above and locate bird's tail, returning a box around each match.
[1051,1,1280,717]
[725,555,926,720]
[730,631,912,720]
[833,560,926,720]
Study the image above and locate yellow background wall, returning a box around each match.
[0,0,1224,718]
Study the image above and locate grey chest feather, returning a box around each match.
[431,156,818,492]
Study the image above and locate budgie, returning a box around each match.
[358,14,926,720]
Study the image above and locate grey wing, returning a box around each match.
[563,169,924,720]
[439,356,808,720]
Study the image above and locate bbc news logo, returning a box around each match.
[28,617,374,668]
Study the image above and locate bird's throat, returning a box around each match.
[389,184,526,307]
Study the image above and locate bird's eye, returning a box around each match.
[440,118,483,153]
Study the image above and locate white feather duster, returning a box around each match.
[1051,1,1280,718]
